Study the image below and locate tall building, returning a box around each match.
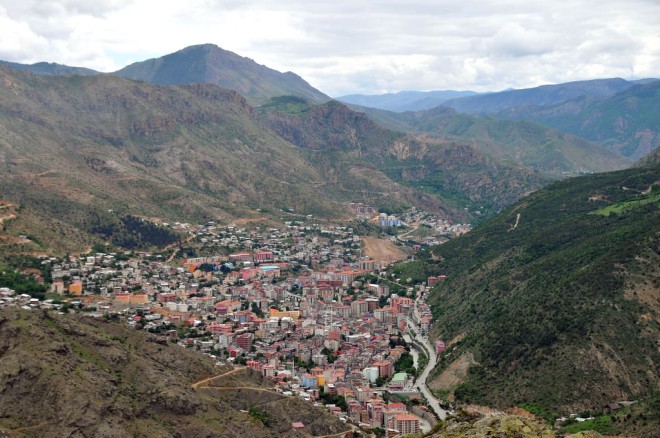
[389,414,420,435]
[236,332,254,350]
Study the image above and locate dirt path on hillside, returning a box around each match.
[509,213,521,231]
[191,367,244,389]
[0,214,16,224]
[362,237,406,261]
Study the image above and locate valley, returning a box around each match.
[0,41,658,438]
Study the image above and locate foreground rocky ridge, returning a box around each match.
[0,308,348,437]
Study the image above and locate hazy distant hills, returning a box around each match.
[0,60,99,76]
[394,160,660,417]
[336,90,478,112]
[441,78,646,114]
[495,80,660,160]
[348,78,659,161]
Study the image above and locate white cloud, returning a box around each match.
[0,0,658,95]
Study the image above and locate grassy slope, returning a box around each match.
[406,163,659,417]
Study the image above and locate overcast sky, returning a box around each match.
[1,0,659,96]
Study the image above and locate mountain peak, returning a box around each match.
[114,44,329,105]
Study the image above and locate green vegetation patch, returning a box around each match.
[591,190,659,216]
[561,415,613,434]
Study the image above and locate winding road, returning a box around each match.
[406,317,448,420]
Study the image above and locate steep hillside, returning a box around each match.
[0,308,348,437]
[404,163,659,416]
[497,81,660,160]
[393,107,630,174]
[336,90,478,112]
[0,67,452,253]
[442,78,639,114]
[114,44,329,105]
[259,98,551,217]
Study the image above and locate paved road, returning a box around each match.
[406,317,448,420]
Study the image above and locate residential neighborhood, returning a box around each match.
[0,208,465,436]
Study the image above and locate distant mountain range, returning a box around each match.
[345,78,659,161]
[1,44,329,106]
[337,90,479,112]
[0,60,99,76]
[494,80,660,160]
[441,78,646,114]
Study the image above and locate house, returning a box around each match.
[69,281,83,295]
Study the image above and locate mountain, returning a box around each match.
[0,66,457,254]
[0,308,349,437]
[258,97,552,217]
[113,44,330,105]
[336,90,478,112]
[496,81,660,160]
[0,64,637,255]
[392,162,660,418]
[389,107,631,174]
[0,60,99,76]
[442,78,644,115]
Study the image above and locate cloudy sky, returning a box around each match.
[1,0,659,96]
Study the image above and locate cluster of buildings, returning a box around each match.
[5,214,455,436]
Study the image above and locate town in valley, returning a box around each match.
[1,205,471,435]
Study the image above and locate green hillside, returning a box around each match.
[399,162,659,417]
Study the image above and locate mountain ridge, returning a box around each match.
[441,78,652,114]
[494,80,660,160]
[337,90,479,112]
[391,161,660,418]
[1,44,330,106]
